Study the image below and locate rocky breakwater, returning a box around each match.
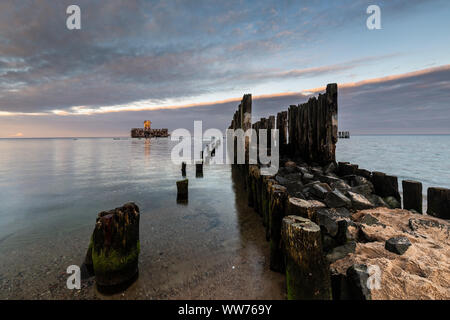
[246,158,449,299]
[84,203,140,290]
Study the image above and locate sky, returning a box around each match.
[0,0,449,137]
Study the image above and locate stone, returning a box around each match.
[360,214,381,226]
[316,208,351,242]
[275,175,289,185]
[324,162,337,174]
[310,182,332,199]
[350,184,373,197]
[324,189,351,208]
[338,162,358,176]
[282,216,332,300]
[384,196,401,209]
[88,203,140,287]
[427,187,450,219]
[318,174,342,185]
[286,197,326,221]
[367,194,389,208]
[331,180,352,193]
[402,180,422,213]
[176,179,188,202]
[385,236,411,255]
[326,241,357,263]
[302,173,314,181]
[346,264,372,300]
[347,191,374,210]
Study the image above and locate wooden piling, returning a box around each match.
[269,184,288,273]
[176,179,189,202]
[282,215,332,300]
[402,180,422,213]
[427,187,450,219]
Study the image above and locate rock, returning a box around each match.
[316,208,351,242]
[338,163,358,176]
[297,166,310,175]
[367,194,388,208]
[350,184,373,197]
[322,234,338,252]
[402,180,422,213]
[318,174,342,185]
[326,241,357,263]
[356,168,372,180]
[384,196,401,209]
[176,179,188,202]
[330,180,352,193]
[302,173,314,181]
[285,160,297,168]
[310,183,332,199]
[346,264,372,300]
[286,197,326,221]
[360,214,380,226]
[311,167,323,176]
[275,175,289,185]
[385,236,411,255]
[282,216,332,300]
[347,191,374,210]
[324,162,337,174]
[408,218,448,231]
[325,189,351,208]
[89,203,140,287]
[427,187,450,219]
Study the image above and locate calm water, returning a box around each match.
[0,137,284,299]
[0,135,448,299]
[337,135,450,194]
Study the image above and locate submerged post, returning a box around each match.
[181,162,186,177]
[177,179,189,202]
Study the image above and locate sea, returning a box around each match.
[0,135,448,298]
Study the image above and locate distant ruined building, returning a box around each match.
[131,120,169,138]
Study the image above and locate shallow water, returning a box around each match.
[0,135,448,299]
[0,138,285,299]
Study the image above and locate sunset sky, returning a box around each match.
[0,0,449,137]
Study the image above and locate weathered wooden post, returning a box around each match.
[177,179,189,202]
[196,163,203,178]
[427,187,450,219]
[282,215,332,300]
[402,180,422,213]
[85,203,140,288]
[269,184,288,272]
[181,162,186,177]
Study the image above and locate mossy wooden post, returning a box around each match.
[269,184,288,272]
[282,215,332,300]
[88,203,140,287]
[287,197,326,222]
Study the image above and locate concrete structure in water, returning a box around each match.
[131,120,169,138]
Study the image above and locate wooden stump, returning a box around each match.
[282,215,332,300]
[286,197,326,222]
[402,180,422,213]
[181,162,186,177]
[269,184,288,272]
[427,187,450,219]
[196,163,203,178]
[87,203,140,288]
[177,179,188,202]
